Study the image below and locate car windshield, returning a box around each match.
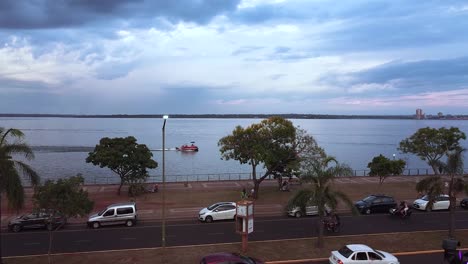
[362,196,376,203]
[421,195,429,201]
[240,255,256,264]
[97,209,107,216]
[375,250,386,258]
[338,246,354,258]
[207,203,222,210]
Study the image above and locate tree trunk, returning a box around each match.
[0,193,3,264]
[316,214,324,248]
[252,180,260,200]
[277,176,283,190]
[117,181,123,195]
[448,175,456,238]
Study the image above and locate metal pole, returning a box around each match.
[162,115,168,248]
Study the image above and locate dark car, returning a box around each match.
[354,194,397,214]
[461,198,468,209]
[200,252,264,264]
[8,210,67,232]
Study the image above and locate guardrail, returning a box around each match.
[82,167,468,185]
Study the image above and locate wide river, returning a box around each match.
[1,117,467,184]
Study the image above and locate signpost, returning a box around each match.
[236,200,254,253]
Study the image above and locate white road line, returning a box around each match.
[75,240,91,243]
[208,232,225,235]
[24,242,41,246]
[138,209,154,214]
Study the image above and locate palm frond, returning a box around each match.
[3,143,35,160]
[2,166,25,209]
[0,128,25,146]
[14,160,40,186]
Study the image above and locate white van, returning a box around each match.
[87,202,137,229]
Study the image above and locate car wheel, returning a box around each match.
[125,220,134,227]
[46,223,54,231]
[294,211,302,218]
[92,222,100,229]
[12,225,21,233]
[365,208,371,215]
[233,214,237,220]
[205,216,213,223]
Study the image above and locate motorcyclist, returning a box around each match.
[398,201,409,216]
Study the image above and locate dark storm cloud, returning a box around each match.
[0,0,240,29]
[321,56,468,95]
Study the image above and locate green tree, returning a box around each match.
[399,127,466,174]
[86,136,158,195]
[416,149,468,238]
[367,154,406,184]
[33,174,94,264]
[218,117,323,199]
[0,128,40,209]
[288,155,357,248]
[33,175,94,219]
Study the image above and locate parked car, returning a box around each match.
[199,202,236,223]
[200,252,264,264]
[87,202,137,229]
[413,194,450,211]
[461,198,468,209]
[286,202,331,218]
[354,195,397,214]
[8,209,67,232]
[329,244,400,264]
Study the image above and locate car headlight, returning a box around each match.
[199,212,206,215]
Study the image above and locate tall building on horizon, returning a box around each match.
[416,108,424,119]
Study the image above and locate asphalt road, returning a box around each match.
[2,210,468,258]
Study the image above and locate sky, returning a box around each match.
[1,0,468,115]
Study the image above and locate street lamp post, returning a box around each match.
[392,154,396,160]
[162,115,168,248]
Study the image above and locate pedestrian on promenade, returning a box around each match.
[241,188,248,199]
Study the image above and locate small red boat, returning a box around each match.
[176,142,199,152]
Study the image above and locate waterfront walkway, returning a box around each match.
[0,175,441,227]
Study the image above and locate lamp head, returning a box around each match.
[163,115,169,119]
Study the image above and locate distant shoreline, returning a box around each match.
[1,113,467,120]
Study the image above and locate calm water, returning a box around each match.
[1,117,467,184]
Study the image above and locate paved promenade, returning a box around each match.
[0,175,431,227]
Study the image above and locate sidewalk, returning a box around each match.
[0,176,430,227]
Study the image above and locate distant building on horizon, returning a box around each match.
[416,108,424,119]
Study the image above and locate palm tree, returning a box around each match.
[416,148,468,238]
[288,156,357,248]
[0,128,40,209]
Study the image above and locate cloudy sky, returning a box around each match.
[1,0,468,115]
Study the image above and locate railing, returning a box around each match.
[81,167,468,185]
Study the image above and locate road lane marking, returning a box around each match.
[75,240,91,243]
[138,209,154,214]
[24,242,41,246]
[208,232,225,235]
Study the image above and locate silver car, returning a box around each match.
[287,203,330,218]
[199,202,237,223]
[87,202,137,229]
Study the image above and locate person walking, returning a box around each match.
[241,188,248,199]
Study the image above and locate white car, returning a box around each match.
[413,194,450,211]
[198,202,236,223]
[329,244,399,264]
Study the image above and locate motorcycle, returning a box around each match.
[389,207,412,219]
[323,218,340,233]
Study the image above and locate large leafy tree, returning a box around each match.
[288,155,357,248]
[86,136,158,195]
[33,175,94,219]
[367,154,406,184]
[0,128,40,209]
[416,149,468,238]
[399,127,466,174]
[218,117,322,199]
